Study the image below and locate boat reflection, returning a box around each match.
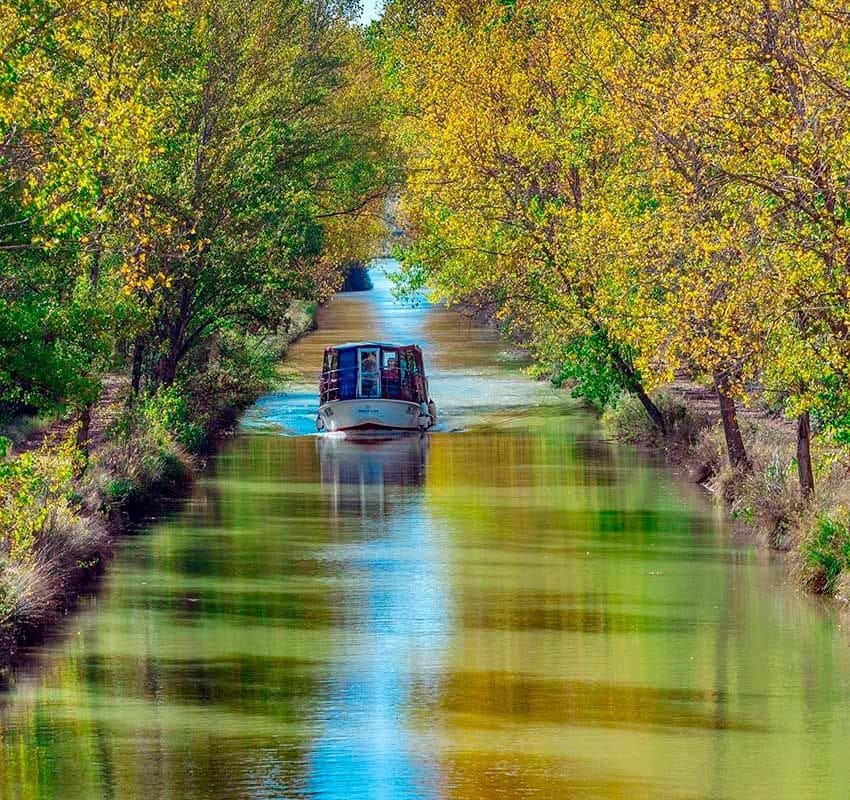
[317,433,430,518]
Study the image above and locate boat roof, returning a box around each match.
[326,342,421,351]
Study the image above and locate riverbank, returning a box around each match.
[0,302,318,672]
[602,383,850,603]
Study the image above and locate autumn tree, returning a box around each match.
[706,0,850,495]
[379,0,669,430]
[581,0,788,472]
[1,0,188,420]
[381,0,850,488]
[112,0,392,395]
[597,0,850,490]
[1,0,392,424]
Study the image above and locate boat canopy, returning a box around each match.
[319,342,429,404]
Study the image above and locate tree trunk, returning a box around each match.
[158,340,181,388]
[159,354,178,387]
[796,410,815,498]
[609,347,667,435]
[714,371,750,472]
[131,336,144,396]
[158,286,192,388]
[634,382,668,436]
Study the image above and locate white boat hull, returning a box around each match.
[318,399,435,432]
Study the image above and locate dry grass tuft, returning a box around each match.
[1,508,109,640]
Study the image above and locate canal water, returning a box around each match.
[2,261,850,800]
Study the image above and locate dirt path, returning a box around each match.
[664,372,794,434]
[14,375,128,456]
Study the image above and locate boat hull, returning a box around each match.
[318,399,434,432]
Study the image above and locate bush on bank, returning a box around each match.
[94,389,196,508]
[0,394,197,658]
[0,431,108,647]
[602,393,711,450]
[800,511,850,596]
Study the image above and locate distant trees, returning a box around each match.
[378,0,850,494]
[1,0,390,421]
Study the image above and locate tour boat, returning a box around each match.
[316,342,437,432]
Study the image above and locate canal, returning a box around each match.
[2,262,850,799]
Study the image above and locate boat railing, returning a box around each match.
[319,366,426,405]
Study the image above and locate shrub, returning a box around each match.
[690,426,725,485]
[800,510,850,594]
[602,391,712,450]
[143,387,205,453]
[735,451,801,548]
[110,387,203,452]
[0,431,109,639]
[173,328,284,435]
[0,431,83,561]
[105,477,135,504]
[602,392,658,444]
[99,389,194,507]
[0,509,107,634]
[546,333,631,412]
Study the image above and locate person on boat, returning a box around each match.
[385,356,401,398]
[361,351,379,397]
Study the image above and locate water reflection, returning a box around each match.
[309,432,448,800]
[318,433,429,518]
[4,262,850,800]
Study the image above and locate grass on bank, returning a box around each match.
[0,431,107,641]
[602,391,850,600]
[0,415,57,450]
[0,396,191,651]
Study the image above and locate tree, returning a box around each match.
[708,0,850,494]
[380,0,668,430]
[118,0,392,392]
[1,0,393,423]
[598,0,850,489]
[0,0,146,418]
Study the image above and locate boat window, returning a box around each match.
[382,349,398,369]
[382,350,400,398]
[320,350,340,403]
[358,348,381,398]
[337,348,358,400]
[402,350,424,402]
